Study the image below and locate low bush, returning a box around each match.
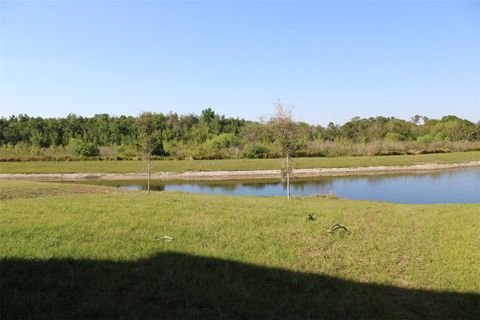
[1,139,480,161]
[75,142,100,158]
[243,144,272,159]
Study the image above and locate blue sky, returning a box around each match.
[1,1,479,125]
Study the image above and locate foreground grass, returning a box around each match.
[1,180,479,319]
[0,151,479,174]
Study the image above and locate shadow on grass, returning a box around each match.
[2,252,478,319]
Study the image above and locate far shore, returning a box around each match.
[1,161,479,181]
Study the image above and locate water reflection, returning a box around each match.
[84,168,480,204]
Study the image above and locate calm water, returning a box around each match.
[85,167,480,204]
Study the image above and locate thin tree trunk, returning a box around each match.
[147,157,151,194]
[286,153,290,199]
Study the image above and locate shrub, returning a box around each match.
[75,142,99,157]
[243,144,271,158]
[417,134,433,145]
[384,133,406,142]
[117,145,139,158]
[209,133,240,149]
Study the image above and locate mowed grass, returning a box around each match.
[1,180,479,319]
[1,151,479,174]
[0,179,127,200]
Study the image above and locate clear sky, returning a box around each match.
[1,1,479,125]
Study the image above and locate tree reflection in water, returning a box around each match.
[80,167,479,203]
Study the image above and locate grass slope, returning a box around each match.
[0,180,126,200]
[1,180,479,319]
[1,151,479,174]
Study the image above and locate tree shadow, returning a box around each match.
[2,252,478,319]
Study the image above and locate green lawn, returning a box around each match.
[0,179,127,200]
[1,151,479,174]
[1,180,479,319]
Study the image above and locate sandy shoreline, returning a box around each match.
[1,161,479,181]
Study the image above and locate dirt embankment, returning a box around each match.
[1,161,479,181]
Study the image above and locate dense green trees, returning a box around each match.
[0,109,245,148]
[0,109,478,160]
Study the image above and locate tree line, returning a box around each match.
[0,108,479,160]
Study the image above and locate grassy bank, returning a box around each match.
[1,151,479,174]
[1,180,479,319]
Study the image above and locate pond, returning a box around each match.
[82,167,480,204]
